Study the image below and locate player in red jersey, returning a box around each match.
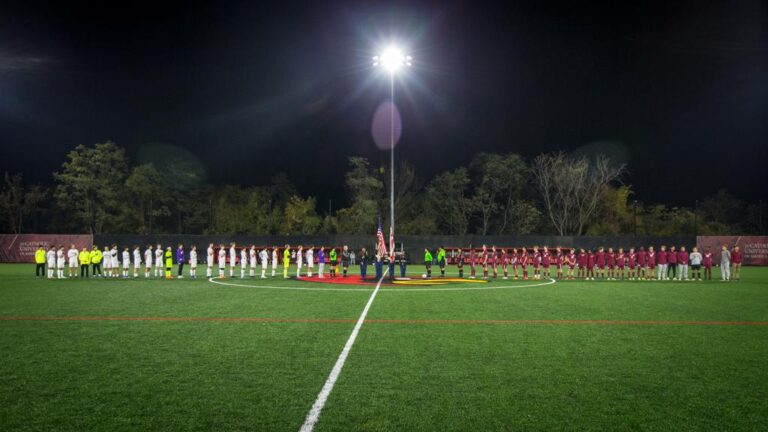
[731,246,742,281]
[541,246,551,279]
[481,244,489,279]
[616,248,625,280]
[606,248,616,280]
[469,246,477,279]
[566,248,576,280]
[586,250,596,280]
[702,246,713,280]
[577,248,587,279]
[627,248,637,280]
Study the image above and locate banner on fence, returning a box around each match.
[696,236,768,265]
[0,234,93,263]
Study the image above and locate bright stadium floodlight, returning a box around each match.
[372,46,412,73]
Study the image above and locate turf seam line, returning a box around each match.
[298,268,388,432]
[1,316,767,326]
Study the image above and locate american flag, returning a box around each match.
[376,220,387,257]
[389,225,395,256]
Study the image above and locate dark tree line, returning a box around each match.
[1,141,764,236]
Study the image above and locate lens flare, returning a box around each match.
[371,101,402,150]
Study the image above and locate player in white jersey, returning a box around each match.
[271,247,278,277]
[144,245,153,278]
[154,244,163,277]
[189,245,198,279]
[68,245,79,277]
[260,248,268,278]
[99,246,112,277]
[296,245,304,278]
[122,248,130,278]
[249,246,257,277]
[132,245,141,277]
[206,244,214,278]
[229,243,237,277]
[240,247,248,278]
[306,247,315,277]
[218,244,227,278]
[110,245,119,278]
[56,246,66,279]
[46,246,56,279]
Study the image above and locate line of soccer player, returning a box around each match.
[34,242,744,282]
[436,244,743,281]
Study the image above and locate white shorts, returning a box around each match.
[69,258,78,268]
[207,258,214,267]
[261,260,268,267]
[155,258,163,267]
[190,260,197,268]
[104,261,111,269]
[123,262,130,270]
[145,261,152,269]
[134,261,140,269]
[57,260,65,269]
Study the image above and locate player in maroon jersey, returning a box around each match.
[501,248,509,279]
[606,248,616,280]
[554,247,563,279]
[531,246,541,280]
[616,248,625,280]
[491,246,498,278]
[627,248,637,280]
[731,246,742,281]
[637,247,647,279]
[657,245,668,280]
[586,250,596,280]
[702,246,713,280]
[469,246,477,279]
[567,248,576,280]
[541,246,551,279]
[647,246,657,280]
[456,248,465,278]
[667,246,678,280]
[595,247,606,279]
[520,248,529,280]
[577,248,587,279]
[510,248,519,279]
[481,244,489,279]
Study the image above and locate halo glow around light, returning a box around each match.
[372,46,412,73]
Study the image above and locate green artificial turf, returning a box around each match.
[1,264,766,431]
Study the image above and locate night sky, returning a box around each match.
[1,0,766,208]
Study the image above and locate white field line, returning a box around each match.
[298,268,388,432]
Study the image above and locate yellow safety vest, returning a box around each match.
[79,250,91,265]
[283,250,290,265]
[91,250,103,264]
[35,249,46,264]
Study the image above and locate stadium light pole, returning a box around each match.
[373,47,412,250]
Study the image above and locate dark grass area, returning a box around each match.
[1,264,766,431]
